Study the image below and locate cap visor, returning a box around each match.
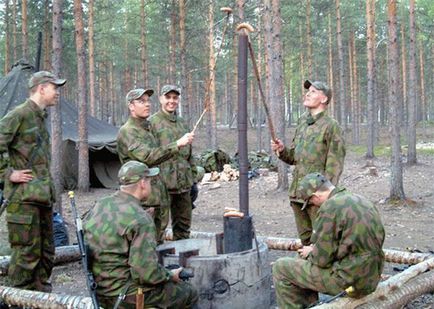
[147,167,160,177]
[303,80,312,90]
[144,89,154,97]
[52,79,67,86]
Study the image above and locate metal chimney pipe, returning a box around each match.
[237,32,249,216]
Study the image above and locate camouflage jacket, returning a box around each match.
[309,188,385,296]
[149,110,195,193]
[0,99,53,206]
[83,191,172,297]
[117,116,178,206]
[279,111,345,201]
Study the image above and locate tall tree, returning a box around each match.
[306,0,313,77]
[140,0,148,85]
[21,0,28,59]
[387,0,405,200]
[168,0,177,84]
[51,0,64,212]
[366,0,376,158]
[43,0,51,71]
[88,0,96,117]
[74,0,89,191]
[407,0,417,165]
[4,0,10,74]
[327,13,335,118]
[179,0,190,126]
[264,0,288,190]
[12,0,17,62]
[336,0,346,127]
[207,0,217,149]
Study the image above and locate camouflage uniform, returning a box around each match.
[0,99,55,292]
[278,111,345,245]
[149,110,196,240]
[117,116,179,243]
[83,190,198,308]
[273,178,385,308]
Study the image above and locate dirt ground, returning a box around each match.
[1,127,434,308]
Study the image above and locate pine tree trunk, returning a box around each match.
[169,0,177,84]
[12,0,17,62]
[51,0,64,213]
[4,0,10,74]
[88,0,96,117]
[407,0,417,165]
[336,0,346,127]
[418,40,426,139]
[327,13,335,119]
[208,1,217,149]
[74,0,89,192]
[306,0,313,77]
[43,0,51,71]
[140,0,148,85]
[366,0,376,158]
[179,0,190,126]
[21,0,28,59]
[401,23,408,129]
[387,0,405,200]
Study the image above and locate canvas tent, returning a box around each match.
[0,60,121,189]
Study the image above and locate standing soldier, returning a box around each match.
[149,85,197,240]
[117,88,193,244]
[273,173,385,308]
[0,71,66,292]
[83,161,198,308]
[271,80,346,245]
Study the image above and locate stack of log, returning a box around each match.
[209,164,240,182]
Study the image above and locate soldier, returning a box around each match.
[117,88,194,244]
[149,85,197,240]
[272,173,385,308]
[271,80,346,245]
[83,161,198,308]
[0,71,66,292]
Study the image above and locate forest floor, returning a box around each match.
[1,126,434,308]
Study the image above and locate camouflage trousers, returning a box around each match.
[272,257,344,309]
[169,192,192,240]
[6,203,54,292]
[154,205,170,245]
[290,201,319,246]
[98,281,198,309]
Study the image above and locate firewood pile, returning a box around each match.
[208,164,240,182]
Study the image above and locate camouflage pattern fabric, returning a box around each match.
[0,99,55,291]
[149,110,195,193]
[273,188,385,308]
[83,190,198,308]
[149,110,196,240]
[278,110,345,244]
[196,149,231,172]
[169,191,192,240]
[117,116,176,243]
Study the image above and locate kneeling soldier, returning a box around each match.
[272,173,385,308]
[83,161,198,308]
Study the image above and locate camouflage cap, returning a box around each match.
[118,160,159,185]
[28,71,67,89]
[160,84,181,96]
[304,80,332,104]
[297,172,328,201]
[126,88,154,105]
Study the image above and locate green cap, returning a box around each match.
[160,84,181,96]
[126,88,154,105]
[28,71,66,89]
[297,172,328,202]
[118,161,159,185]
[304,80,332,104]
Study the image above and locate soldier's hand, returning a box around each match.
[177,133,194,148]
[170,267,183,283]
[9,169,33,183]
[270,139,284,153]
[297,245,313,259]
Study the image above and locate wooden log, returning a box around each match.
[0,285,93,308]
[315,257,434,308]
[0,246,80,276]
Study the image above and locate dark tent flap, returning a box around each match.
[0,60,121,188]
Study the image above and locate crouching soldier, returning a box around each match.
[272,173,385,308]
[83,161,198,308]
